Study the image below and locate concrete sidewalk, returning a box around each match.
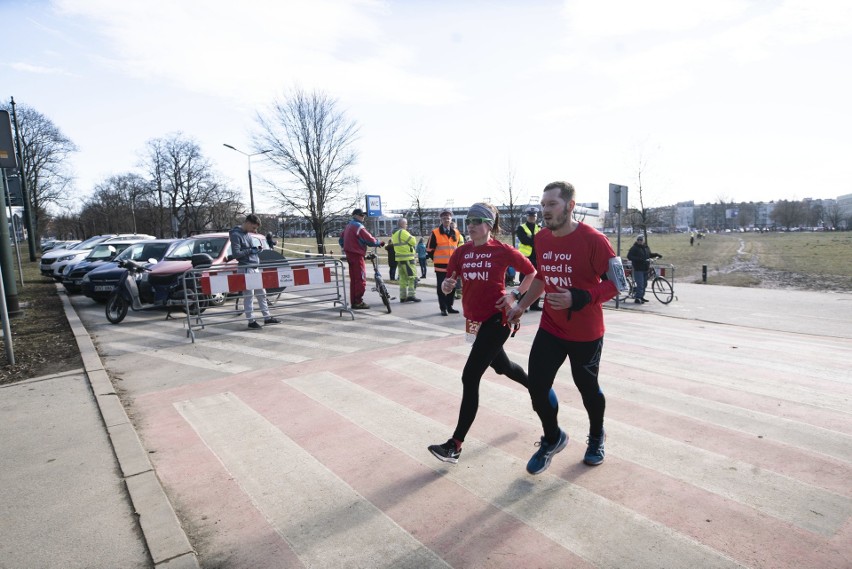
[0,288,199,569]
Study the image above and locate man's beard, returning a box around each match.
[544,206,570,231]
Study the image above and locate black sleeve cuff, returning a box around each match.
[569,288,591,311]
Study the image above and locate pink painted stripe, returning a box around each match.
[345,361,849,569]
[601,359,852,434]
[134,391,303,569]
[236,378,594,569]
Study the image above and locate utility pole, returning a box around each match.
[10,97,37,261]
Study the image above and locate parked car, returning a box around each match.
[144,232,288,304]
[48,234,155,281]
[81,239,180,302]
[40,235,117,278]
[63,238,158,293]
[41,239,79,252]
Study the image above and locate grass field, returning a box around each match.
[277,230,852,292]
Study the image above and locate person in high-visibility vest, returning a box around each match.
[516,206,542,310]
[391,218,420,303]
[426,209,462,316]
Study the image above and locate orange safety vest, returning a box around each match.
[430,227,461,270]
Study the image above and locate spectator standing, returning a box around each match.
[428,203,552,464]
[427,209,462,316]
[507,181,625,473]
[386,239,397,281]
[230,214,280,329]
[626,234,662,304]
[416,237,428,278]
[391,218,420,303]
[516,206,543,311]
[340,208,384,309]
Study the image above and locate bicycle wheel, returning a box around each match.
[378,282,392,313]
[651,277,674,304]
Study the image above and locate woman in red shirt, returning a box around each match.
[428,202,556,464]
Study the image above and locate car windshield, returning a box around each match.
[165,237,228,260]
[88,243,129,259]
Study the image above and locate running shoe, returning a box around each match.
[526,429,568,475]
[428,439,461,464]
[583,430,606,466]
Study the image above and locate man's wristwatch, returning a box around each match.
[511,289,523,301]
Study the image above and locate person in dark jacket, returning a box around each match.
[626,234,662,304]
[230,214,280,329]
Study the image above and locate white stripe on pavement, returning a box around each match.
[174,392,451,569]
[285,371,745,569]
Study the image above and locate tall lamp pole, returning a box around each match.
[223,144,271,215]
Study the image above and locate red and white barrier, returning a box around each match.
[200,264,332,295]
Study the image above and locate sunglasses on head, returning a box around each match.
[465,217,491,226]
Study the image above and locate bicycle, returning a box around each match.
[365,246,393,313]
[618,259,675,304]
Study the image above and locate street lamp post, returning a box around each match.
[223,144,271,215]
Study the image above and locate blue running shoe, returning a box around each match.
[583,429,606,466]
[526,429,568,475]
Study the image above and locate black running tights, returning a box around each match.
[528,329,605,443]
[453,313,528,442]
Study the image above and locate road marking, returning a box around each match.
[174,392,450,569]
[285,371,745,569]
[100,341,251,374]
[382,354,851,537]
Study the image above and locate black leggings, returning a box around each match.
[528,329,605,443]
[452,313,528,442]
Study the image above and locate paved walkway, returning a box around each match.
[1,275,850,568]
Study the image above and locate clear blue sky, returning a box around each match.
[3,0,850,215]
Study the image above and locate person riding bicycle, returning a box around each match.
[626,233,662,304]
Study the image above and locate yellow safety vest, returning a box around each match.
[518,223,540,257]
[391,229,416,262]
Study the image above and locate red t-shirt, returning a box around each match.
[446,239,535,323]
[533,223,617,342]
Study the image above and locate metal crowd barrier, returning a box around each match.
[181,257,353,342]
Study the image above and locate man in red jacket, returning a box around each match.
[341,208,384,309]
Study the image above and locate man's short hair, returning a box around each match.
[542,181,576,203]
[245,214,260,225]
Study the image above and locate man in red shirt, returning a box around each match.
[507,181,625,473]
[341,208,383,309]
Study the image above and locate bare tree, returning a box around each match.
[500,164,527,239]
[824,202,843,229]
[629,150,663,241]
[254,88,360,253]
[141,133,231,237]
[770,199,806,230]
[1,101,77,237]
[406,178,431,238]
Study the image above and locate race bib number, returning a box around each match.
[465,319,481,344]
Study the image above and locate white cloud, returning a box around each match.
[8,62,73,75]
[51,0,460,106]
